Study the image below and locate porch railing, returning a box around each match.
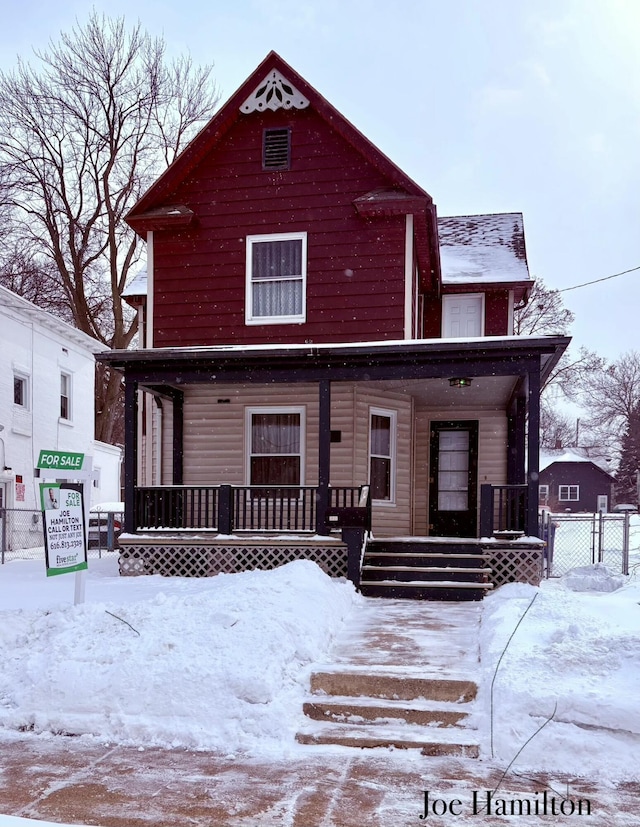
[480,484,528,537]
[134,485,369,534]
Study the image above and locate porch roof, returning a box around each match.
[97,335,569,387]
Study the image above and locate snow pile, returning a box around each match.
[0,559,361,754]
[560,562,627,592]
[479,571,640,778]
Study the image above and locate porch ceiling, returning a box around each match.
[364,375,518,408]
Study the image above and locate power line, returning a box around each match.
[558,265,640,293]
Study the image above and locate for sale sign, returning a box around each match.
[37,450,84,471]
[40,483,88,577]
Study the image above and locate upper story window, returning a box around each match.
[369,408,397,503]
[60,372,72,421]
[559,484,579,501]
[442,294,484,338]
[263,128,290,170]
[246,232,307,324]
[13,374,28,408]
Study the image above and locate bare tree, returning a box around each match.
[0,13,219,443]
[540,402,576,450]
[514,278,574,336]
[577,350,640,435]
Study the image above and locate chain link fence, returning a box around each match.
[0,508,122,563]
[540,511,634,577]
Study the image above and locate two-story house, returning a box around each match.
[0,285,120,551]
[99,52,569,596]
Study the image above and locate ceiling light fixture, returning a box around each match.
[449,377,473,388]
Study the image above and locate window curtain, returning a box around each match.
[251,413,301,487]
[252,240,303,317]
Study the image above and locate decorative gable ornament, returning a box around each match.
[240,70,309,113]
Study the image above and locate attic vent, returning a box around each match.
[263,128,290,170]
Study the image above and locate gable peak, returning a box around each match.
[240,68,309,114]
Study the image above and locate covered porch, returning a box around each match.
[98,337,568,587]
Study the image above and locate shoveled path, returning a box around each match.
[1,599,638,825]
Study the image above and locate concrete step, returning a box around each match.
[309,670,477,703]
[364,551,490,566]
[361,565,490,583]
[295,721,480,756]
[366,540,484,557]
[359,580,491,601]
[302,695,471,727]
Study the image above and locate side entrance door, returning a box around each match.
[429,420,479,538]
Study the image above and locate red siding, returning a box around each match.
[152,108,408,347]
[484,291,510,336]
[421,289,511,339]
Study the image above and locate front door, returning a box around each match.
[429,420,478,538]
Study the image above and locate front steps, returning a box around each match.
[296,668,479,756]
[359,539,493,601]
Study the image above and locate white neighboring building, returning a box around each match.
[0,285,105,518]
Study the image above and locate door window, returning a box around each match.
[437,429,470,510]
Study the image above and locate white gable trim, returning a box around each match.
[240,70,310,113]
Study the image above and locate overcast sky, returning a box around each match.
[0,0,638,361]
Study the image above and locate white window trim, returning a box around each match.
[60,371,72,423]
[245,406,306,487]
[441,293,485,338]
[245,231,307,325]
[368,406,397,505]
[559,484,579,502]
[538,484,549,504]
[13,372,30,410]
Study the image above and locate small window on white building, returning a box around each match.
[559,484,579,502]
[60,372,72,420]
[246,233,307,324]
[442,294,484,338]
[13,374,28,408]
[369,408,396,503]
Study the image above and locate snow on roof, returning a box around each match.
[437,212,531,285]
[0,284,104,353]
[540,447,615,476]
[122,268,148,298]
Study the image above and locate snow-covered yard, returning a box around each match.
[1,548,639,825]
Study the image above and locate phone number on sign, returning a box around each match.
[49,539,83,551]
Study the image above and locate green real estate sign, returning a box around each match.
[40,483,88,577]
[37,450,85,471]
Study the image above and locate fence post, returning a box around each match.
[597,511,604,563]
[623,513,630,576]
[218,485,233,535]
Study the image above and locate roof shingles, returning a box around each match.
[437,212,530,285]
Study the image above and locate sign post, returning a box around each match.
[37,450,94,605]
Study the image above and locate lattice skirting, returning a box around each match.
[118,539,348,579]
[484,545,544,587]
